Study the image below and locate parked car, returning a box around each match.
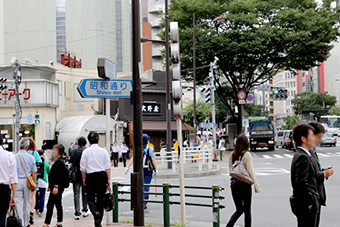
[321,133,337,147]
[276,130,294,149]
[276,130,289,148]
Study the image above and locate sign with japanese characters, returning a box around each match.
[77,79,133,98]
[142,103,161,115]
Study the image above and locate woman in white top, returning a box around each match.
[120,142,129,167]
[227,134,261,227]
[112,142,120,168]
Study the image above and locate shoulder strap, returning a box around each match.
[18,154,29,178]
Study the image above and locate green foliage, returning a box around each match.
[328,106,340,116]
[281,115,300,130]
[292,92,337,119]
[183,101,212,126]
[245,105,268,118]
[168,0,340,132]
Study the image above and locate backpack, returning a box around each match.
[143,147,155,172]
[61,159,70,188]
[32,151,45,179]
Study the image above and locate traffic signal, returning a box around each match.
[34,114,40,125]
[200,87,212,104]
[273,88,288,100]
[0,78,7,92]
[170,22,183,118]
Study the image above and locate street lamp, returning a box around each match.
[193,14,226,145]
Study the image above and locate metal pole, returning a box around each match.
[13,60,21,154]
[165,0,172,169]
[113,182,119,223]
[163,183,170,227]
[212,186,220,227]
[193,13,197,146]
[210,62,217,153]
[176,118,186,225]
[131,0,144,226]
[106,98,111,153]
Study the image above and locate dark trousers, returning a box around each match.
[86,171,108,227]
[44,187,64,224]
[0,184,11,227]
[226,181,252,227]
[36,187,47,213]
[122,153,128,167]
[296,202,320,227]
[112,153,119,167]
[144,170,153,204]
[73,182,88,216]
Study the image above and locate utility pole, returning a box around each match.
[165,0,172,169]
[193,13,197,145]
[210,58,218,153]
[131,0,144,226]
[12,59,21,153]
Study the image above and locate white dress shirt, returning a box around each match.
[80,144,111,174]
[121,145,129,154]
[0,146,18,185]
[297,146,311,156]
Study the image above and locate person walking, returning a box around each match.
[80,132,111,227]
[308,122,333,226]
[69,137,90,220]
[0,133,18,227]
[35,150,50,217]
[15,138,37,227]
[121,142,129,168]
[226,134,261,227]
[142,134,157,209]
[43,144,69,227]
[27,138,42,225]
[112,142,120,168]
[290,124,320,227]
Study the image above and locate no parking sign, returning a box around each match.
[246,92,255,104]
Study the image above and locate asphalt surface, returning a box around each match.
[43,145,340,226]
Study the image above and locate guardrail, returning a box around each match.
[156,147,214,172]
[112,182,225,227]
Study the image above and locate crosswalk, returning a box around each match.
[254,152,340,159]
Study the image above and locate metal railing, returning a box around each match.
[112,182,225,227]
[156,146,214,172]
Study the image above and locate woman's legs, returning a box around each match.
[243,184,252,227]
[226,182,244,227]
[44,192,55,225]
[38,188,47,214]
[56,189,64,223]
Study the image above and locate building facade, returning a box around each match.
[324,41,340,104]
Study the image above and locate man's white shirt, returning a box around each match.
[80,144,111,174]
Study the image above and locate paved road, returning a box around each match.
[36,145,340,226]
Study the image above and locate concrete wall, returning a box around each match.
[324,41,340,105]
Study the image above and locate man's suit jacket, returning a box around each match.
[310,148,326,206]
[291,147,320,209]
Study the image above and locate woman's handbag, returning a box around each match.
[18,154,37,191]
[103,186,114,212]
[229,156,254,185]
[6,205,23,227]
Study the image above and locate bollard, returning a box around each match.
[113,182,119,223]
[163,183,171,227]
[212,186,220,227]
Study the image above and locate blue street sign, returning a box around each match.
[77,79,132,98]
[97,58,117,79]
[199,122,216,128]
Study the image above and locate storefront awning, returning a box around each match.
[142,121,194,131]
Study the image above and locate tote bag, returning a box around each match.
[229,155,254,185]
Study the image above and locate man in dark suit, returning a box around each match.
[308,122,334,226]
[291,124,319,227]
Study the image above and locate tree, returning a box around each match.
[245,105,268,118]
[168,0,340,133]
[281,115,300,130]
[183,101,211,126]
[292,92,337,119]
[328,106,340,115]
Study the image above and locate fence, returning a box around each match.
[112,182,225,227]
[156,146,214,173]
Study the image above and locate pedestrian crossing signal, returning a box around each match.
[34,114,40,125]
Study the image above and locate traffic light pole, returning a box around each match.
[131,0,144,226]
[13,60,21,154]
[210,60,217,153]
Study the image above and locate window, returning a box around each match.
[57,80,63,96]
[45,122,51,140]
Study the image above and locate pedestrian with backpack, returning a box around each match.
[43,144,70,227]
[35,150,50,217]
[142,134,157,209]
[69,137,90,220]
[226,134,261,227]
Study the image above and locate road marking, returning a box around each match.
[273,154,284,159]
[318,153,331,157]
[284,154,293,158]
[263,155,273,159]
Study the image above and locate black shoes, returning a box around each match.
[29,212,34,225]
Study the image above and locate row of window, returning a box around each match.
[57,80,92,102]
